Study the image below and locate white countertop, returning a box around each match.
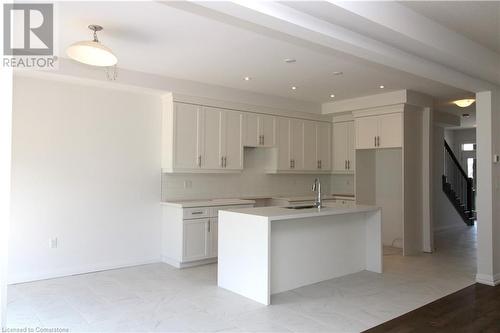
[222,203,379,221]
[272,194,355,202]
[161,198,256,208]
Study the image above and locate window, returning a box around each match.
[462,143,476,151]
[467,158,474,178]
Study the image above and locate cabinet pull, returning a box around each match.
[319,160,322,169]
[290,159,293,169]
[347,160,350,170]
[345,160,347,170]
[198,155,202,167]
[377,136,380,147]
[192,211,204,215]
[208,221,210,232]
[374,136,377,147]
[221,156,224,167]
[224,156,227,168]
[262,135,265,145]
[293,159,295,169]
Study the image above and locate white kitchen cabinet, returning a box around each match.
[332,121,355,172]
[220,109,244,170]
[167,102,202,171]
[355,112,402,149]
[210,218,218,257]
[244,113,275,147]
[316,122,331,171]
[162,98,243,173]
[162,201,254,268]
[275,117,292,170]
[290,119,304,170]
[183,218,210,262]
[303,121,317,171]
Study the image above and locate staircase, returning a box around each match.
[442,140,475,226]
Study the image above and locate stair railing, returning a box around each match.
[443,140,474,221]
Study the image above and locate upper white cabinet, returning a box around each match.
[332,121,355,173]
[244,113,276,147]
[354,112,402,149]
[316,122,332,171]
[162,100,243,173]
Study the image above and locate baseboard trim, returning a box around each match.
[162,256,217,269]
[475,273,500,286]
[8,257,161,285]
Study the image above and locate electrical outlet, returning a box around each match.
[49,237,58,249]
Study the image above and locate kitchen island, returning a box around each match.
[218,204,382,305]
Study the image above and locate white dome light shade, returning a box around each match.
[453,99,475,108]
[66,40,117,67]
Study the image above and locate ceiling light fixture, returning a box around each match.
[453,99,475,108]
[291,86,297,90]
[330,94,335,98]
[333,71,343,76]
[66,25,117,67]
[379,85,385,89]
[284,58,296,63]
[243,76,251,81]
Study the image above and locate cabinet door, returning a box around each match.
[183,218,210,262]
[173,103,201,169]
[202,107,223,169]
[222,111,243,170]
[332,122,348,171]
[347,121,356,171]
[209,218,218,257]
[378,113,403,148]
[276,117,292,170]
[290,119,304,170]
[259,115,276,147]
[243,113,259,147]
[316,122,331,171]
[303,121,317,171]
[355,116,379,149]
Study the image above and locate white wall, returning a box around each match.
[9,76,163,283]
[162,148,331,200]
[433,126,463,231]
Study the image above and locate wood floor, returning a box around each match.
[364,283,500,332]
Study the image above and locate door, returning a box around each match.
[276,117,291,170]
[290,119,304,170]
[173,103,201,169]
[303,121,317,171]
[222,110,243,170]
[259,115,275,147]
[202,107,223,169]
[209,218,218,257]
[378,113,402,148]
[333,122,348,171]
[316,122,331,171]
[355,116,379,149]
[183,218,210,262]
[347,121,356,171]
[243,113,259,147]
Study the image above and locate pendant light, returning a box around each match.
[453,99,475,108]
[66,25,117,67]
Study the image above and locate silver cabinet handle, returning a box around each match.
[377,136,380,147]
[192,211,204,215]
[262,135,265,145]
[347,160,350,170]
[221,156,224,167]
[374,136,377,147]
[198,155,202,167]
[224,156,227,168]
[319,160,322,169]
[345,160,347,170]
[208,221,210,232]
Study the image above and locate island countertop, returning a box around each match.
[222,203,380,221]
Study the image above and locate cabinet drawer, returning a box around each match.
[183,207,210,219]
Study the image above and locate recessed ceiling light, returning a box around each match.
[330,94,335,98]
[291,86,297,90]
[333,71,343,76]
[243,76,251,81]
[453,99,475,108]
[284,58,296,63]
[379,85,385,89]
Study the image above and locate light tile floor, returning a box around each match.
[6,225,477,332]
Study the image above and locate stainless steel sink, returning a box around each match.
[285,205,318,209]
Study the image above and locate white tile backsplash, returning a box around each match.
[162,148,333,201]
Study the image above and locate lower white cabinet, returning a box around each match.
[162,203,253,268]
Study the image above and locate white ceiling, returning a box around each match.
[401,1,500,54]
[57,1,469,104]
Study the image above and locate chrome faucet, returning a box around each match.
[312,178,322,208]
